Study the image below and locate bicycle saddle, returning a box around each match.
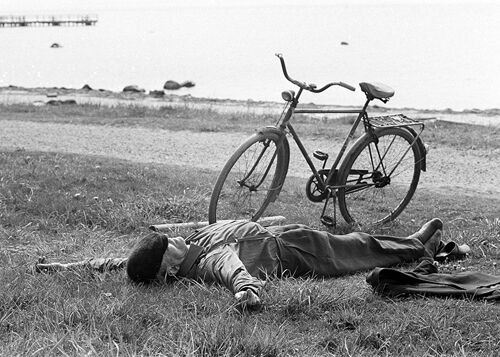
[359,82,394,100]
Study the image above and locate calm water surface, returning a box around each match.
[1,0,499,110]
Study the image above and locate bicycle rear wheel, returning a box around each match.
[337,127,422,226]
[208,131,289,224]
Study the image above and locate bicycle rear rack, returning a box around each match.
[367,114,423,128]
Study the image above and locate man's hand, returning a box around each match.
[234,289,261,311]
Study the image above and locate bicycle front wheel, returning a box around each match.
[338,127,422,226]
[208,130,289,224]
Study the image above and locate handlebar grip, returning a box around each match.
[339,82,356,91]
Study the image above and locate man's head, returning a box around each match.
[126,232,189,284]
[126,232,169,284]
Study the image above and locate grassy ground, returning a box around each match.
[1,103,500,356]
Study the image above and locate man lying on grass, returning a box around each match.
[36,218,444,309]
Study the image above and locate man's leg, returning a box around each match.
[275,219,442,277]
[407,218,443,244]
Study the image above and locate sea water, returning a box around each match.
[1,0,499,110]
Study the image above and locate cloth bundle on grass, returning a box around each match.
[366,260,500,301]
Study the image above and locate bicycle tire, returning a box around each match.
[208,130,289,224]
[337,127,422,226]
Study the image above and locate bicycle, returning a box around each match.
[208,54,427,227]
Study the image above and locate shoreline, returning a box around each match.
[1,85,500,126]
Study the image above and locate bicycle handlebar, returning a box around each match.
[275,53,356,93]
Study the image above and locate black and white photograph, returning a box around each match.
[1,0,499,355]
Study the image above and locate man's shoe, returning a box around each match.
[409,218,443,244]
[435,242,471,262]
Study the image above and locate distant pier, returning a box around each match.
[0,15,98,27]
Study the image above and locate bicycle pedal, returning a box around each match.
[320,215,336,227]
[313,150,329,161]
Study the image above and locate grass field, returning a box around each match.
[1,103,499,356]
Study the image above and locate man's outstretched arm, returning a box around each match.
[35,257,128,273]
[197,246,264,310]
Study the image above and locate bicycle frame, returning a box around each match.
[276,86,373,194]
[208,54,429,226]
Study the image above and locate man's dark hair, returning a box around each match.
[126,232,169,284]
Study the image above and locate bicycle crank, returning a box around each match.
[320,187,337,228]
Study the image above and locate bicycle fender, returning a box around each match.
[255,126,286,138]
[403,126,427,172]
[255,126,290,153]
[255,126,290,200]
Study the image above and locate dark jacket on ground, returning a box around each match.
[366,261,500,301]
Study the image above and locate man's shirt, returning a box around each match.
[183,220,279,294]
[83,221,279,295]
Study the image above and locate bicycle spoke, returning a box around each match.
[209,132,286,222]
[338,128,421,225]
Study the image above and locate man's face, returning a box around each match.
[156,236,188,281]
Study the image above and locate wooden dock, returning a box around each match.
[0,15,98,27]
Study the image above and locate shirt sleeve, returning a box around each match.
[196,245,265,295]
[66,257,128,272]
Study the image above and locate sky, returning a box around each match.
[2,0,495,13]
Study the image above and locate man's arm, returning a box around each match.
[35,257,128,273]
[197,246,264,309]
